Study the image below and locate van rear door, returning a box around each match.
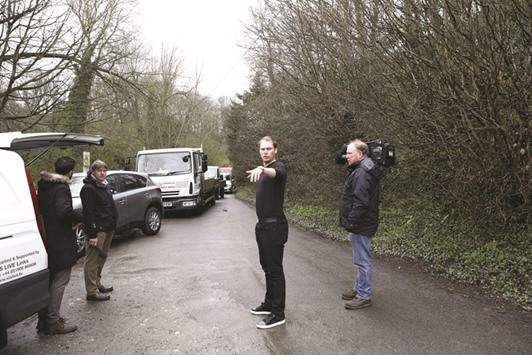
[0,150,49,348]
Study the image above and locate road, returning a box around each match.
[2,195,531,354]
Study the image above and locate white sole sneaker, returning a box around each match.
[250,309,271,315]
[256,318,285,329]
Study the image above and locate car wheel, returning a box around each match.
[76,226,86,258]
[141,206,162,235]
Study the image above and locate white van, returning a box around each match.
[0,131,104,349]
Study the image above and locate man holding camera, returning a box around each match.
[339,140,382,309]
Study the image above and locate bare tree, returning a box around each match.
[0,0,82,131]
[61,0,141,132]
[237,0,530,225]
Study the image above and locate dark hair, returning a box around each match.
[55,156,76,175]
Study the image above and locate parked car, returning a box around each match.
[0,131,104,350]
[70,171,163,256]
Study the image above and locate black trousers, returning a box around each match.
[255,219,289,317]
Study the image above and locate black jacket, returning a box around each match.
[80,173,118,238]
[339,157,382,237]
[37,172,84,270]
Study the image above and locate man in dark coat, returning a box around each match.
[80,159,118,301]
[37,156,83,334]
[339,140,382,310]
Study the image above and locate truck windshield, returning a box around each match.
[137,152,192,176]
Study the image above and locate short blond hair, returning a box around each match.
[90,159,107,172]
[350,139,369,156]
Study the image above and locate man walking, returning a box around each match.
[247,136,288,329]
[37,156,84,334]
[81,160,118,301]
[340,140,382,309]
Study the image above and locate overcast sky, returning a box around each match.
[138,0,257,98]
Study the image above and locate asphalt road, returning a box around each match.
[2,195,531,354]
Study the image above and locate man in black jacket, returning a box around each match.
[339,140,382,309]
[80,160,118,301]
[37,156,84,334]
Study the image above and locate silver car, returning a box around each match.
[71,170,163,255]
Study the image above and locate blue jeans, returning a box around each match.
[349,233,372,300]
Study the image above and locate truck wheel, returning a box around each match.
[76,226,86,258]
[141,206,162,235]
[194,196,205,215]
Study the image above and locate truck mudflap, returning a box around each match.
[0,268,49,348]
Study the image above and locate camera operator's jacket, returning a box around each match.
[340,157,382,237]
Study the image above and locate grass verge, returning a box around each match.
[235,187,531,308]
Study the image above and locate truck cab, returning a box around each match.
[136,148,215,213]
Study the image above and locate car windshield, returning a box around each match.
[137,152,192,176]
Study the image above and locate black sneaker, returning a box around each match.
[250,303,272,315]
[256,314,285,329]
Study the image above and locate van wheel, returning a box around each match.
[76,226,86,258]
[142,206,162,235]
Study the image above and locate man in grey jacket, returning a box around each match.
[339,140,382,309]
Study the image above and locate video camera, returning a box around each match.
[335,141,396,167]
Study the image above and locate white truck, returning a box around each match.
[136,148,216,213]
